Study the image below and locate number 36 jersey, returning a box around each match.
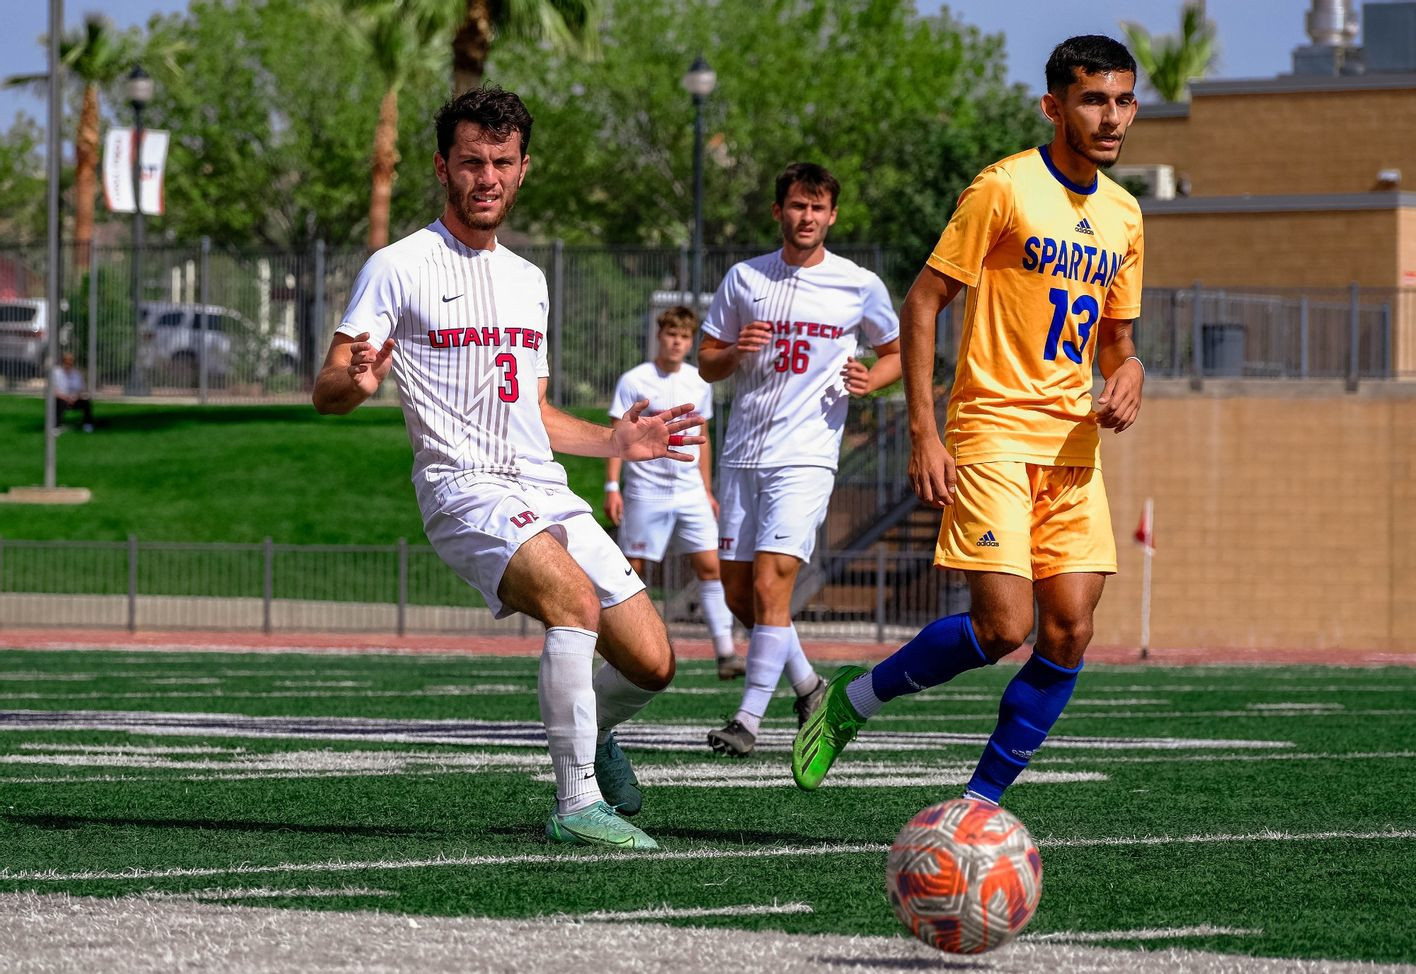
[337,220,566,512]
[702,250,899,471]
[928,146,1144,468]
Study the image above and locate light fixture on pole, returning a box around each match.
[125,64,154,395]
[681,55,716,312]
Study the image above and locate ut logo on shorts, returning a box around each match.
[510,510,539,529]
[718,537,734,551]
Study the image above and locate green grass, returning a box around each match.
[0,396,614,543]
[0,648,1412,964]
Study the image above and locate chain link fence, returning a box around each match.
[4,240,1412,406]
[0,536,963,643]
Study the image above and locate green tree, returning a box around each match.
[488,0,1046,266]
[6,14,139,265]
[326,0,455,251]
[0,117,48,242]
[137,0,446,249]
[1122,2,1217,103]
[451,0,600,94]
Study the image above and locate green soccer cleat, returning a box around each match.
[792,664,869,791]
[594,732,643,816]
[545,801,659,850]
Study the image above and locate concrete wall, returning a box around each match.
[1095,380,1416,652]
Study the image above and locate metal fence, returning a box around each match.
[0,536,963,643]
[3,240,1412,405]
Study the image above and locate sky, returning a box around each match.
[0,0,1358,131]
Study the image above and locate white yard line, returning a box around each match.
[572,902,813,922]
[0,710,1295,753]
[1025,925,1262,943]
[4,830,1412,884]
[129,886,393,901]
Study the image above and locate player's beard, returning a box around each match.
[448,180,518,232]
[1064,119,1125,170]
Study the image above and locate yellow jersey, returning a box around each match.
[927,146,1144,468]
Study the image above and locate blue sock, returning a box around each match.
[870,613,990,702]
[966,653,1082,803]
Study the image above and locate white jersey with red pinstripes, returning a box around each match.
[336,220,566,512]
[702,249,899,471]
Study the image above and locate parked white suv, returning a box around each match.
[0,298,51,376]
[138,302,300,385]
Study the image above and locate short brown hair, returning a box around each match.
[657,305,698,333]
[775,162,840,208]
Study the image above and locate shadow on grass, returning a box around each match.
[2,812,446,839]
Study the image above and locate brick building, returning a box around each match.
[1116,1,1416,372]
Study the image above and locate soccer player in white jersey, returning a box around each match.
[605,306,745,681]
[312,87,704,850]
[698,163,902,757]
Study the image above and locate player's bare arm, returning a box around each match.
[312,331,395,415]
[698,425,719,520]
[1093,317,1144,433]
[697,320,773,381]
[841,339,903,397]
[540,381,705,461]
[901,266,965,508]
[604,452,624,524]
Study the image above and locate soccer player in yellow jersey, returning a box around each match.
[794,35,1145,805]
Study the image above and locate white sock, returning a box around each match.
[845,671,884,719]
[783,625,819,696]
[699,579,736,658]
[593,663,659,745]
[539,626,602,815]
[735,624,794,732]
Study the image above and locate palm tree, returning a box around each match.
[1122,2,1217,103]
[330,0,453,251]
[6,14,137,266]
[451,0,601,94]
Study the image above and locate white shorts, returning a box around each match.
[716,465,835,563]
[424,479,645,619]
[618,491,719,562]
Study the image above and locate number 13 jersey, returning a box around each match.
[929,146,1144,468]
[702,249,899,471]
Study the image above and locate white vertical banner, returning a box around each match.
[102,127,169,215]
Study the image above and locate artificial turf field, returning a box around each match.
[0,644,1413,972]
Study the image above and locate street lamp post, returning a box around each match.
[681,56,716,313]
[125,65,154,395]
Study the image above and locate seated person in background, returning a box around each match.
[52,352,93,432]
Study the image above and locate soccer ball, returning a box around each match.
[885,798,1042,954]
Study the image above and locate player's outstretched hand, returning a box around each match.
[909,435,956,508]
[347,332,396,394]
[1095,358,1144,432]
[841,357,871,397]
[615,400,706,463]
[736,320,773,355]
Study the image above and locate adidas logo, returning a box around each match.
[976,530,1000,547]
[1075,218,1094,235]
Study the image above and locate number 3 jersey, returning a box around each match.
[336,220,566,511]
[702,249,899,471]
[929,146,1144,468]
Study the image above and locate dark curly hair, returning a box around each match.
[1045,35,1137,94]
[435,85,533,159]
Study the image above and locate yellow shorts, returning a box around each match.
[935,461,1116,579]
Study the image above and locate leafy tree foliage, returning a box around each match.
[137,0,446,249]
[488,0,1048,262]
[1122,2,1217,103]
[0,118,47,242]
